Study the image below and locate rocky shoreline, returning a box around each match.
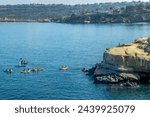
[83,37,150,87]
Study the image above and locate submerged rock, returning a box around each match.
[83,37,150,87]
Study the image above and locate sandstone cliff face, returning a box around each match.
[103,37,150,72]
[146,38,150,52]
[84,37,150,87]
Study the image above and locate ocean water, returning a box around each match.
[0,22,150,100]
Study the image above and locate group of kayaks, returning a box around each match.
[3,68,13,74]
[3,58,29,74]
[3,58,69,74]
[20,68,44,74]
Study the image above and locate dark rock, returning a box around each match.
[94,74,124,84]
[119,81,139,87]
[82,66,96,75]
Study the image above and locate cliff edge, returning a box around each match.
[83,37,150,87]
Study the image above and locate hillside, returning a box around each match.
[0,1,146,23]
[62,2,150,23]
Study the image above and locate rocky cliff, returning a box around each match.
[83,37,150,87]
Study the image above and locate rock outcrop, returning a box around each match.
[84,37,150,87]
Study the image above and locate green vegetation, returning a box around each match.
[0,1,150,23]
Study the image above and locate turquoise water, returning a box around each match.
[0,22,150,100]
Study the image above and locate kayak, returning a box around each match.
[59,66,69,71]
